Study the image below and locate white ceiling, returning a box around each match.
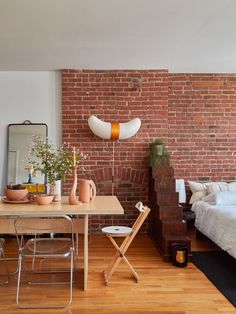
[0,0,236,72]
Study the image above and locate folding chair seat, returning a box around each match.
[102,202,150,285]
[14,215,75,309]
[0,238,9,284]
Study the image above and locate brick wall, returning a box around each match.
[169,74,236,182]
[62,69,169,232]
[62,70,236,232]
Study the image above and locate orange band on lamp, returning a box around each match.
[110,122,120,140]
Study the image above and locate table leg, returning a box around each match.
[84,214,88,291]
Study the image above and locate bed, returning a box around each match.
[191,194,236,259]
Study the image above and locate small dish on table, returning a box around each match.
[35,194,54,205]
[1,196,30,204]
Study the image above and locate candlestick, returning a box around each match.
[69,146,82,206]
[73,147,76,166]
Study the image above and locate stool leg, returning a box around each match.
[121,254,139,282]
[103,235,139,284]
[103,237,123,285]
[104,253,122,285]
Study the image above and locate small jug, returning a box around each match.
[78,179,96,203]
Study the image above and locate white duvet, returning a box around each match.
[192,201,236,259]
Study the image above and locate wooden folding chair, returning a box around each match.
[102,202,150,285]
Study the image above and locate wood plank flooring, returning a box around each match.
[0,231,235,314]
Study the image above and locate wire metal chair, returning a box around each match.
[0,238,9,284]
[14,214,75,309]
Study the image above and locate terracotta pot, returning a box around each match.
[155,144,164,156]
[5,188,28,201]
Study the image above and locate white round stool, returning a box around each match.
[102,226,132,235]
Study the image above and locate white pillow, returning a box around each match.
[188,181,207,204]
[216,191,236,205]
[206,182,228,194]
[202,191,236,205]
[188,181,232,204]
[189,190,207,204]
[188,181,207,194]
[228,182,236,191]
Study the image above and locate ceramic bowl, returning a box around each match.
[5,187,28,201]
[35,194,54,205]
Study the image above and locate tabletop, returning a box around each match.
[0,195,124,216]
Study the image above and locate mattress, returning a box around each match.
[191,200,236,259]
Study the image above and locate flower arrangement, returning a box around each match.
[27,135,86,184]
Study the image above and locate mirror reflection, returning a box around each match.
[7,122,48,187]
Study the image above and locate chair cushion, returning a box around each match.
[102,226,132,235]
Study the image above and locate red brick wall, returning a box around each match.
[62,70,236,231]
[169,74,236,182]
[62,70,169,232]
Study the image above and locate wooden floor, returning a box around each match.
[0,230,235,314]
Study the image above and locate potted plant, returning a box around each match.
[27,135,86,200]
[148,139,170,167]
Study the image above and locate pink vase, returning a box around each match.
[69,166,81,205]
[78,179,96,203]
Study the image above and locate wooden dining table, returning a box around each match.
[0,195,124,290]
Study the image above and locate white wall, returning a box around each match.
[0,71,61,194]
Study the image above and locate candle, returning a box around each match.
[73,147,76,166]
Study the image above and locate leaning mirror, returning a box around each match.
[7,121,48,190]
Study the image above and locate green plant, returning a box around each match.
[148,139,170,167]
[27,135,86,184]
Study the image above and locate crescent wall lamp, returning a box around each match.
[88,115,141,140]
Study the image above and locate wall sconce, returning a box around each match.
[88,115,141,195]
[88,115,141,140]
